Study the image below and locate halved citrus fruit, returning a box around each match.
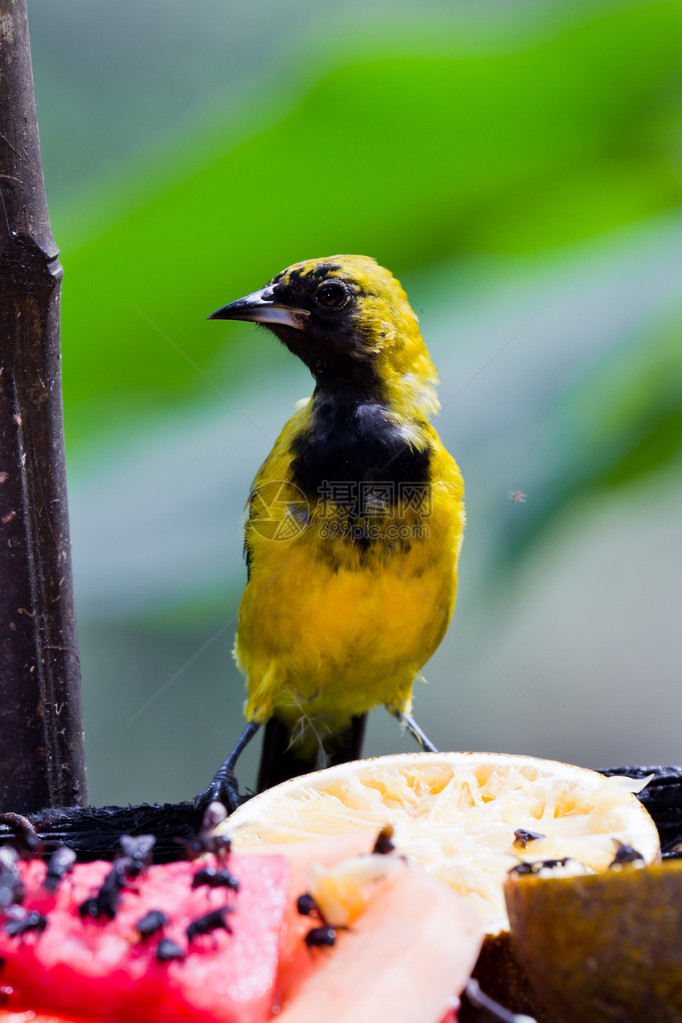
[505,859,682,1022]
[225,752,660,933]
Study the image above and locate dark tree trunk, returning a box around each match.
[0,1,87,811]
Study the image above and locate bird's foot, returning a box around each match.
[196,722,261,814]
[390,708,439,753]
[194,765,249,815]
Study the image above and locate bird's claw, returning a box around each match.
[194,767,248,815]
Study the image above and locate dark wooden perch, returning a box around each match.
[0,0,87,812]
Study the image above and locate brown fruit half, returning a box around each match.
[505,860,682,1023]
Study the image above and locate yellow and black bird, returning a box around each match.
[201,255,464,808]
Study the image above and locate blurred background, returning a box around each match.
[28,0,682,806]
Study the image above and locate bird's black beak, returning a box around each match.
[208,286,310,331]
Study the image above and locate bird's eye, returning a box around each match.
[315,282,348,308]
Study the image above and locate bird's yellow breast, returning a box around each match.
[234,409,464,741]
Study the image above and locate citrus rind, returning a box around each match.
[224,751,660,932]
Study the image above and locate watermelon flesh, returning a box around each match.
[0,835,478,1023]
[244,831,376,1003]
[0,1011,105,1023]
[0,855,290,1023]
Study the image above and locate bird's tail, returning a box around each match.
[256,714,367,793]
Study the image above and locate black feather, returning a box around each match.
[257,714,367,793]
[290,399,430,502]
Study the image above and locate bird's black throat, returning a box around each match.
[289,393,431,506]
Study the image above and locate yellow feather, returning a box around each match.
[228,255,464,759]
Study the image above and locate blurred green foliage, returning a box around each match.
[25,0,682,802]
[501,299,682,569]
[52,2,682,464]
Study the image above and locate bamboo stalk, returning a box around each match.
[0,0,87,811]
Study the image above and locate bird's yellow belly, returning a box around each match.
[235,535,456,734]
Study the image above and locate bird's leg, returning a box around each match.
[390,709,439,753]
[195,722,261,813]
[314,742,330,771]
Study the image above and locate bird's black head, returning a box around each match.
[209,254,438,410]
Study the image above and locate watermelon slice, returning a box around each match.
[0,832,479,1023]
[0,1011,104,1023]
[0,854,290,1023]
[244,831,375,1003]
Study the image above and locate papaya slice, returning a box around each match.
[274,859,483,1023]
